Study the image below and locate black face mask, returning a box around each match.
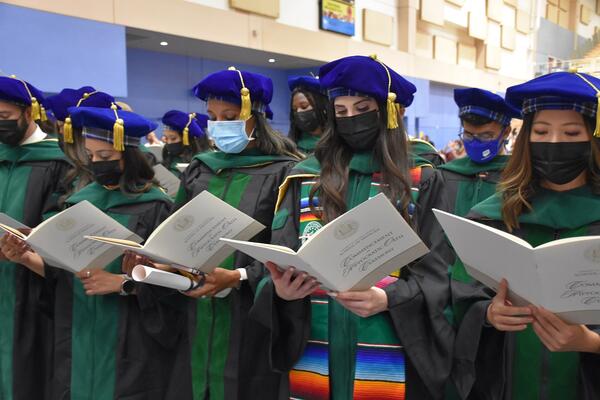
[530,141,591,185]
[0,116,27,146]
[166,142,185,157]
[294,110,320,133]
[91,160,122,186]
[335,110,380,151]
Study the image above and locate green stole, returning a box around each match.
[471,185,600,400]
[442,156,509,308]
[297,133,320,154]
[168,156,185,178]
[290,153,412,400]
[188,148,293,400]
[439,155,508,218]
[65,183,169,399]
[0,139,65,400]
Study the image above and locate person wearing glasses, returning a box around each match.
[438,89,520,398]
[439,88,520,217]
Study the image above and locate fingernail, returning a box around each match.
[327,292,337,298]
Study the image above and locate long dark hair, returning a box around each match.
[59,127,94,205]
[310,101,413,223]
[288,88,329,143]
[161,134,211,168]
[500,113,600,231]
[252,111,303,158]
[119,146,159,195]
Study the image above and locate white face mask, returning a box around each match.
[207,120,255,154]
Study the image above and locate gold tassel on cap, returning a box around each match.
[111,103,125,151]
[369,55,399,129]
[229,66,252,121]
[574,72,600,138]
[40,105,48,122]
[10,75,46,121]
[182,112,195,146]
[63,117,74,143]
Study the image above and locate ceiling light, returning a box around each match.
[160,41,168,46]
[268,58,276,63]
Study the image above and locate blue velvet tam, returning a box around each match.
[192,67,273,120]
[288,76,322,94]
[162,110,206,145]
[194,113,209,130]
[319,55,416,107]
[506,71,600,136]
[47,87,116,122]
[454,88,520,126]
[0,75,47,121]
[265,106,273,120]
[69,106,157,150]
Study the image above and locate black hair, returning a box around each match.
[460,113,496,127]
[288,88,329,143]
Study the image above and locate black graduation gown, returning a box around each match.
[451,187,600,400]
[176,151,298,400]
[250,156,456,400]
[0,137,70,400]
[45,185,192,400]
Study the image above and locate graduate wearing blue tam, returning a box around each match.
[193,67,273,121]
[506,71,600,137]
[288,75,328,154]
[438,87,519,219]
[452,71,600,400]
[160,110,210,177]
[0,75,48,122]
[47,87,118,143]
[0,74,71,400]
[69,105,156,151]
[180,68,301,400]
[258,55,455,400]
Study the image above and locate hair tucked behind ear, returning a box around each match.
[500,113,600,231]
[310,101,413,224]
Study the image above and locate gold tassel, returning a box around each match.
[574,73,600,138]
[40,106,48,122]
[387,92,398,129]
[183,127,190,146]
[239,87,251,121]
[63,117,74,143]
[113,118,125,151]
[30,97,41,121]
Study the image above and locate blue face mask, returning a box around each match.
[207,120,254,154]
[463,136,504,164]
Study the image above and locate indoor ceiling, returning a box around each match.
[126,27,322,69]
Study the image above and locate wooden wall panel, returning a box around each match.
[230,0,279,18]
[434,35,457,64]
[501,26,516,50]
[363,9,393,46]
[458,42,476,68]
[421,0,445,26]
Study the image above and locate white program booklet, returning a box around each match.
[153,164,181,197]
[85,190,265,274]
[222,193,429,292]
[434,209,600,324]
[176,163,189,173]
[0,201,140,273]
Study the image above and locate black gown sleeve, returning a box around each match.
[248,177,311,372]
[383,168,457,399]
[130,200,191,350]
[244,161,298,293]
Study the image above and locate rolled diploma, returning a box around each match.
[132,265,195,291]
